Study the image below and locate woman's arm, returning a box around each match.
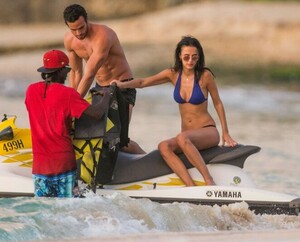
[205,71,237,147]
[111,69,173,89]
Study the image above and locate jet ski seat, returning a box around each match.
[108,144,260,185]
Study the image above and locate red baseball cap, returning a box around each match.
[37,50,70,73]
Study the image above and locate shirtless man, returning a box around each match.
[63,4,145,154]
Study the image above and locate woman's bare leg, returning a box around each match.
[158,138,196,186]
[176,133,215,185]
[176,127,219,185]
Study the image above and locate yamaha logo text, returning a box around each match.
[206,190,242,198]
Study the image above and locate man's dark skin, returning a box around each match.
[44,67,113,120]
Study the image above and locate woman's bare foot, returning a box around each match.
[205,179,216,186]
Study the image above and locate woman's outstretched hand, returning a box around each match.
[110,79,124,88]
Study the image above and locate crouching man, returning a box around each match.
[25,50,112,198]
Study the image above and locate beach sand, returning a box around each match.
[1,0,300,121]
[1,1,300,78]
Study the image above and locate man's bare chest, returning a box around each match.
[72,42,93,60]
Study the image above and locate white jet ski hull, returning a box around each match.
[0,115,299,215]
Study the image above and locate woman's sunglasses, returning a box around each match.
[182,55,199,62]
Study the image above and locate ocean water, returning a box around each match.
[1,82,300,241]
[0,193,300,241]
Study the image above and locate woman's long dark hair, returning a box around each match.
[173,36,210,80]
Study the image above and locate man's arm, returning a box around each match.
[83,89,113,120]
[69,50,83,89]
[76,28,112,97]
[64,34,83,89]
[76,51,107,97]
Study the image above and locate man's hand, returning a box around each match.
[90,84,116,97]
[90,90,106,96]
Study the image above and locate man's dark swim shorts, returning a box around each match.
[96,78,137,106]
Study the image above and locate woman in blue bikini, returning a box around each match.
[112,36,237,186]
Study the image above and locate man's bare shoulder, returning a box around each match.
[90,23,118,42]
[83,24,117,52]
[64,31,74,48]
[90,22,115,33]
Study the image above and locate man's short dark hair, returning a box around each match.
[63,4,88,24]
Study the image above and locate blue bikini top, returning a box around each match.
[173,72,207,105]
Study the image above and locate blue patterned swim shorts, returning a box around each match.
[33,170,77,198]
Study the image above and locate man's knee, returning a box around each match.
[121,140,145,154]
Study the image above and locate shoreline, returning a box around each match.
[1,1,300,65]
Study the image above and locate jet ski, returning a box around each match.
[0,115,299,215]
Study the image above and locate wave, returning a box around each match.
[0,193,299,241]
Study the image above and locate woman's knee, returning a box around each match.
[158,140,170,153]
[175,133,190,148]
[158,141,173,160]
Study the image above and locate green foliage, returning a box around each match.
[269,66,300,83]
[212,64,300,90]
